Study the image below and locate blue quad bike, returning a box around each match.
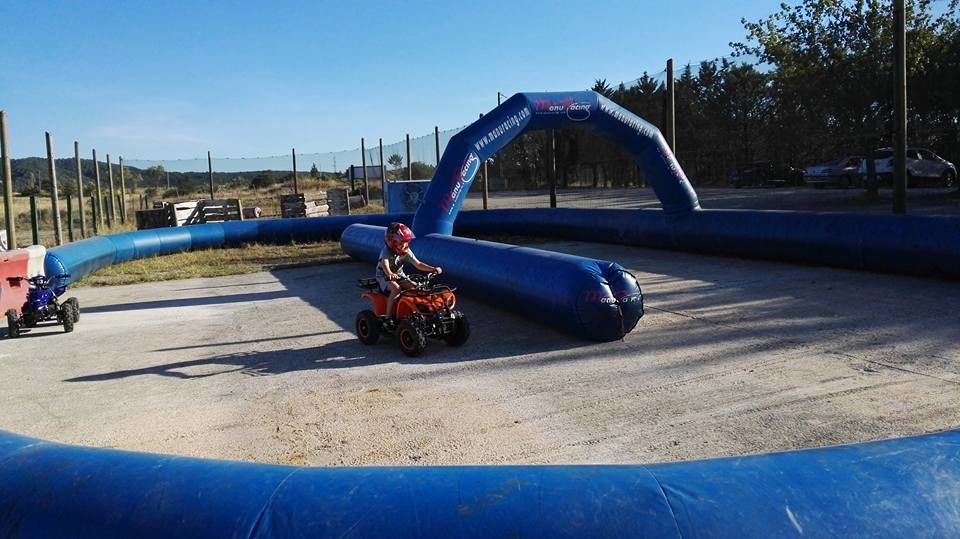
[5,274,79,338]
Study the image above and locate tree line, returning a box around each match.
[494,0,960,188]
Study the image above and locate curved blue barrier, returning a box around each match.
[341,224,643,341]
[44,214,405,285]
[3,428,959,537]
[411,91,700,236]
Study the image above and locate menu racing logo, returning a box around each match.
[439,152,481,215]
[533,98,592,121]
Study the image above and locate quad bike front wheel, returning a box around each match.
[444,314,471,347]
[5,310,19,339]
[397,319,427,357]
[60,305,75,333]
[65,297,80,322]
[355,310,380,345]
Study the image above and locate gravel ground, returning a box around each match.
[2,236,958,466]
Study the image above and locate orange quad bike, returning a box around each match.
[355,273,470,357]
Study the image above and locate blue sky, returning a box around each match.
[0,0,787,163]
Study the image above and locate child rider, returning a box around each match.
[377,222,442,322]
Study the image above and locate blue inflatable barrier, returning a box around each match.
[412,91,700,237]
[44,214,405,285]
[341,224,643,341]
[454,208,960,279]
[2,428,959,537]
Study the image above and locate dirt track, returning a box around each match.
[2,237,958,466]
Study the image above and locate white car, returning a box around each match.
[804,156,862,188]
[859,147,957,187]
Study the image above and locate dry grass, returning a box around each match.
[73,241,348,287]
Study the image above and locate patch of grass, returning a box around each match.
[351,203,385,215]
[73,241,348,287]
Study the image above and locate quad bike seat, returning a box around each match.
[357,278,386,294]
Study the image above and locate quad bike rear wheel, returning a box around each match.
[6,310,19,339]
[355,310,380,345]
[444,314,471,347]
[397,319,427,357]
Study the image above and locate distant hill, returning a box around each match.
[6,157,316,195]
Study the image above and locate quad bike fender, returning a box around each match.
[395,289,455,319]
[361,291,388,316]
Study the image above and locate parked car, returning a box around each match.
[728,161,803,188]
[859,147,956,187]
[803,156,862,189]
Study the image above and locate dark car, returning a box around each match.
[728,161,803,188]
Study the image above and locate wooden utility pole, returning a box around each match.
[45,132,63,245]
[106,153,115,227]
[666,58,676,155]
[92,149,102,233]
[207,151,214,199]
[405,134,412,180]
[379,138,386,208]
[893,0,907,214]
[74,141,86,238]
[66,196,74,242]
[292,148,298,194]
[1,111,15,250]
[119,156,127,224]
[361,138,369,202]
[434,126,441,165]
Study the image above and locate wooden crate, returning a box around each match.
[135,207,173,230]
[281,193,332,218]
[328,189,350,216]
[142,199,244,228]
[200,199,243,223]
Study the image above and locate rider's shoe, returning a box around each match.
[381,316,398,330]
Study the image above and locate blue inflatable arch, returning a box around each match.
[412,91,701,236]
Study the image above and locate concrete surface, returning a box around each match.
[2,240,958,466]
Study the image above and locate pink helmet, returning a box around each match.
[385,222,414,254]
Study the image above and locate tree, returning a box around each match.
[144,165,166,189]
[592,79,613,97]
[731,0,959,189]
[409,162,436,180]
[387,153,404,179]
[250,171,276,189]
